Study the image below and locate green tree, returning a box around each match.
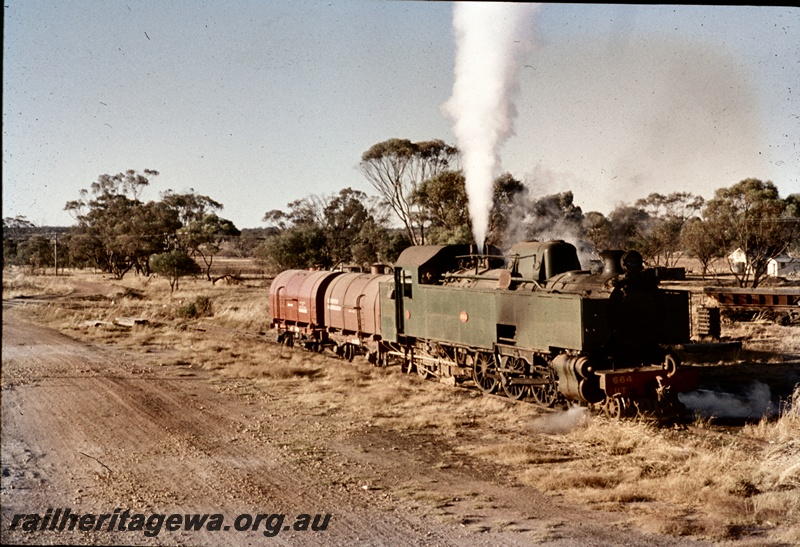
[255,224,328,272]
[703,178,798,288]
[161,191,239,280]
[786,193,800,254]
[680,217,723,278]
[258,188,396,272]
[359,138,459,245]
[233,228,272,258]
[521,191,584,243]
[17,235,54,272]
[323,188,373,266]
[160,190,223,227]
[149,251,201,292]
[412,170,472,244]
[179,213,240,281]
[607,205,652,256]
[487,173,526,248]
[259,195,330,271]
[582,211,612,253]
[3,216,36,268]
[65,170,180,279]
[635,192,704,266]
[786,193,800,217]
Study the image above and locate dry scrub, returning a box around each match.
[467,394,800,542]
[4,266,799,544]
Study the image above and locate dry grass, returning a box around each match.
[4,265,799,543]
[463,404,799,542]
[727,321,800,357]
[2,270,79,299]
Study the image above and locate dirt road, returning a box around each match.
[1,304,704,546]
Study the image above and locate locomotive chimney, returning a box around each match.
[599,250,625,278]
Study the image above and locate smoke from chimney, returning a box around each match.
[443,3,539,251]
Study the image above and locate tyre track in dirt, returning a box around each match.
[1,309,449,545]
[2,305,706,545]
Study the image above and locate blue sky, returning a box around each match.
[4,2,799,229]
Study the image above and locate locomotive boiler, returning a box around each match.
[269,240,697,419]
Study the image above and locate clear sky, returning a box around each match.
[4,1,799,229]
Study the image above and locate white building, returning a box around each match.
[728,249,800,277]
[767,255,800,277]
[728,248,748,274]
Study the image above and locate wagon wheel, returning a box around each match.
[401,350,412,374]
[530,374,557,407]
[472,352,498,394]
[304,340,320,352]
[501,356,529,400]
[603,395,627,420]
[417,361,433,379]
[343,343,355,362]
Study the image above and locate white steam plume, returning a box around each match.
[443,3,538,250]
[531,405,589,434]
[679,381,777,419]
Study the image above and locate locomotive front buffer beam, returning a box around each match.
[597,366,698,399]
[596,365,698,420]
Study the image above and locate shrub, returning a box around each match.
[177,295,213,319]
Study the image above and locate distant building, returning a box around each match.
[728,248,748,274]
[768,255,800,277]
[728,249,800,277]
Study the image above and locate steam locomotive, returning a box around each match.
[269,240,697,419]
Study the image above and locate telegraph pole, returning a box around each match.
[53,234,58,276]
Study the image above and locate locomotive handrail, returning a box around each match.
[443,272,545,290]
[443,273,499,281]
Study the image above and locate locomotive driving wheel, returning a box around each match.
[530,359,557,407]
[471,351,498,394]
[531,382,557,407]
[501,356,529,400]
[530,370,558,407]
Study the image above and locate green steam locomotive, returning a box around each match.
[270,240,697,419]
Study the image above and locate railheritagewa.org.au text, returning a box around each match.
[8,508,331,538]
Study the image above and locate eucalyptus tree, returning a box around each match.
[65,170,180,278]
[359,138,459,245]
[703,178,798,288]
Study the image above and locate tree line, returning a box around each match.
[4,138,799,289]
[261,138,799,289]
[4,169,240,290]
